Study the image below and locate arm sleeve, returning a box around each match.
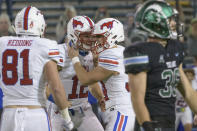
[47,40,61,63]
[57,44,67,67]
[98,49,121,73]
[124,45,150,74]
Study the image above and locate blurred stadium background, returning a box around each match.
[0,0,193,40]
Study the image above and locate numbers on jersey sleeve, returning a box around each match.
[2,49,33,85]
[68,76,88,99]
[159,68,179,98]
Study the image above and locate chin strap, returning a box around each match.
[79,50,89,56]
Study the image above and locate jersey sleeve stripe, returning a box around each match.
[48,51,59,55]
[99,62,118,67]
[99,56,118,60]
[49,49,59,51]
[124,56,149,66]
[99,59,119,65]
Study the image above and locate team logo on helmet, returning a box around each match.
[100,20,115,30]
[73,19,84,28]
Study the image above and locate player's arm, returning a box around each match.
[178,64,197,113]
[89,83,105,111]
[44,60,74,130]
[194,114,197,125]
[128,72,151,125]
[74,63,114,85]
[68,45,115,85]
[44,60,70,109]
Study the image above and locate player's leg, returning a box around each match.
[181,107,193,131]
[0,108,18,131]
[76,102,104,131]
[0,108,50,131]
[103,108,135,131]
[46,100,65,131]
[24,108,51,131]
[175,112,182,130]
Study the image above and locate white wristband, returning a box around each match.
[60,108,71,122]
[72,57,80,65]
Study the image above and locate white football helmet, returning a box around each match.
[15,6,46,37]
[67,16,94,51]
[92,18,124,54]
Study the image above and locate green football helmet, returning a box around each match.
[135,0,178,39]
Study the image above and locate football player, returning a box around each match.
[124,1,185,130]
[0,6,73,131]
[68,18,135,131]
[46,16,105,131]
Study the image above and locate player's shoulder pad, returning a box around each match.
[0,36,14,44]
[124,42,149,62]
[98,46,123,66]
[34,38,58,52]
[168,39,186,58]
[168,39,184,48]
[99,45,124,59]
[124,42,150,74]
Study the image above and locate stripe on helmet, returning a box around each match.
[24,6,31,30]
[84,16,93,29]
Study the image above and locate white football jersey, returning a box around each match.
[98,45,134,115]
[0,36,60,107]
[58,44,94,108]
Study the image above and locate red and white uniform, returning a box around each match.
[46,44,104,131]
[98,45,135,131]
[0,36,60,131]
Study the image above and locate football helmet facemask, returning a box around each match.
[67,16,95,51]
[135,0,178,39]
[15,6,46,37]
[92,18,124,54]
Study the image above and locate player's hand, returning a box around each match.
[92,53,98,67]
[63,119,74,131]
[98,98,106,112]
[66,101,72,108]
[67,41,79,59]
[194,114,197,125]
[142,121,161,131]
